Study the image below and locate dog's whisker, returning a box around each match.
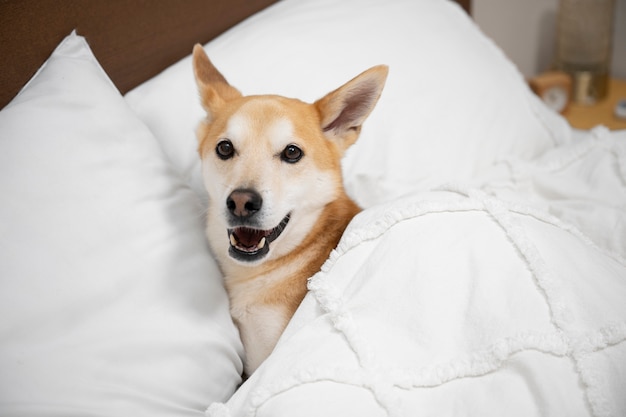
[194,205,209,221]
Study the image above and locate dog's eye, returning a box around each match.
[216,140,235,160]
[281,144,303,163]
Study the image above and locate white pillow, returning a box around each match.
[0,32,243,416]
[125,0,571,207]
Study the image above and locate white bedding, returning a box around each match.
[1,0,625,416]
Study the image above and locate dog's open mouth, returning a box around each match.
[228,214,290,262]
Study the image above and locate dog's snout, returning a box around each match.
[227,189,263,218]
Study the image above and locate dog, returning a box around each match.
[192,45,387,375]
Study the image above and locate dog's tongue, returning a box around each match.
[233,227,266,248]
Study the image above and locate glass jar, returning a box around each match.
[556,0,615,104]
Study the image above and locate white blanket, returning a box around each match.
[208,130,626,416]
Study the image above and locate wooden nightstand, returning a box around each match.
[563,78,626,130]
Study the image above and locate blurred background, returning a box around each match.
[474,0,625,79]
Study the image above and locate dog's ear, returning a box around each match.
[314,65,388,152]
[192,44,242,120]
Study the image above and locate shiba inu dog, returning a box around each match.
[192,45,387,375]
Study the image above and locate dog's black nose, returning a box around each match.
[227,189,262,218]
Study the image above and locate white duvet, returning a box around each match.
[208,129,626,416]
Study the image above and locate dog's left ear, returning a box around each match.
[315,65,388,152]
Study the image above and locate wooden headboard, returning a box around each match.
[0,0,471,109]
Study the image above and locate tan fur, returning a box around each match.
[251,197,360,314]
[192,44,387,375]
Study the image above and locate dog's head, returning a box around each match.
[192,45,387,268]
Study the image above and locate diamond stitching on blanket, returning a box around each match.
[306,188,625,417]
[463,188,626,417]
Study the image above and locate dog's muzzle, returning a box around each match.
[227,214,290,262]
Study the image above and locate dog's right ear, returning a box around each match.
[192,44,242,121]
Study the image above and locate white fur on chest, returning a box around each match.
[231,303,286,375]
[226,259,311,374]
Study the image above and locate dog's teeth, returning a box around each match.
[258,237,266,249]
[230,233,238,247]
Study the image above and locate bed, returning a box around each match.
[1,0,624,416]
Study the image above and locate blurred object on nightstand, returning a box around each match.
[555,0,615,105]
[615,99,626,121]
[529,71,572,114]
[563,78,626,130]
